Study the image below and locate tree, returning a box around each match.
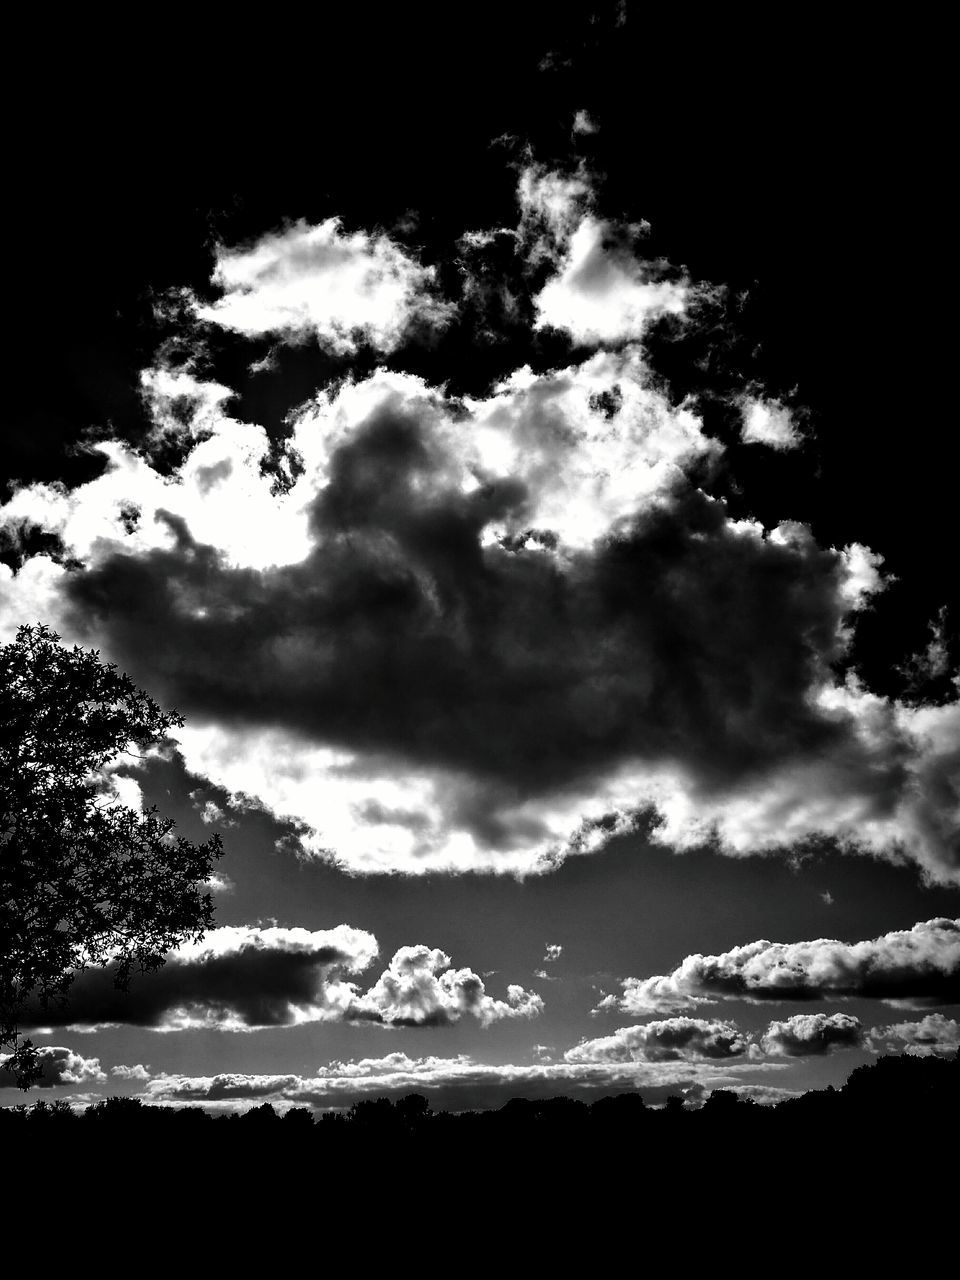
[0,624,222,1086]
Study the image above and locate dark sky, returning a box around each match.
[2,8,957,1111]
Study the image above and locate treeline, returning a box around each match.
[4,1052,957,1154]
[6,1054,957,1248]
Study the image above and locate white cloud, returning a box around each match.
[641,675,960,886]
[517,166,593,248]
[760,1012,864,1056]
[288,352,716,554]
[195,218,452,352]
[333,944,543,1028]
[533,216,687,345]
[740,398,801,450]
[543,944,563,963]
[517,163,687,344]
[111,1063,151,1081]
[867,1012,960,1057]
[139,366,236,452]
[600,918,960,1016]
[204,871,235,895]
[138,1050,781,1113]
[565,1017,751,1063]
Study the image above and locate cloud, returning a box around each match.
[867,1013,960,1057]
[543,944,563,963]
[705,1084,805,1106]
[532,216,687,346]
[332,945,543,1028]
[19,927,538,1033]
[2,176,958,883]
[740,398,801,450]
[194,218,452,352]
[565,1017,751,1064]
[111,1063,151,1081]
[760,1013,864,1057]
[204,871,235,895]
[0,1046,106,1088]
[138,1050,779,1114]
[600,919,960,1015]
[20,924,375,1032]
[518,164,687,345]
[572,110,598,136]
[897,608,954,696]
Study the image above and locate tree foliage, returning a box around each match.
[0,624,222,1085]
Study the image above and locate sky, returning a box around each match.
[1,10,957,1112]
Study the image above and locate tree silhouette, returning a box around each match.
[0,624,223,1085]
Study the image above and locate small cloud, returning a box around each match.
[760,1012,864,1057]
[897,607,954,696]
[205,871,235,894]
[543,944,563,963]
[740,398,801,450]
[188,791,238,827]
[567,1017,752,1064]
[572,110,598,136]
[111,1063,151,1081]
[821,890,834,906]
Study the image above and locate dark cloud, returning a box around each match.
[61,401,878,814]
[20,925,377,1032]
[19,928,540,1033]
[601,918,960,1015]
[0,1045,105,1088]
[760,1013,864,1057]
[5,163,956,880]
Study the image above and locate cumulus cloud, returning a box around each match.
[532,217,687,345]
[18,927,538,1034]
[565,1017,751,1064]
[760,1012,864,1057]
[194,218,452,352]
[2,171,958,882]
[600,919,960,1015]
[543,944,563,963]
[332,945,543,1028]
[867,1013,960,1057]
[111,1063,151,1081]
[518,164,687,345]
[0,1046,106,1088]
[740,398,801,450]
